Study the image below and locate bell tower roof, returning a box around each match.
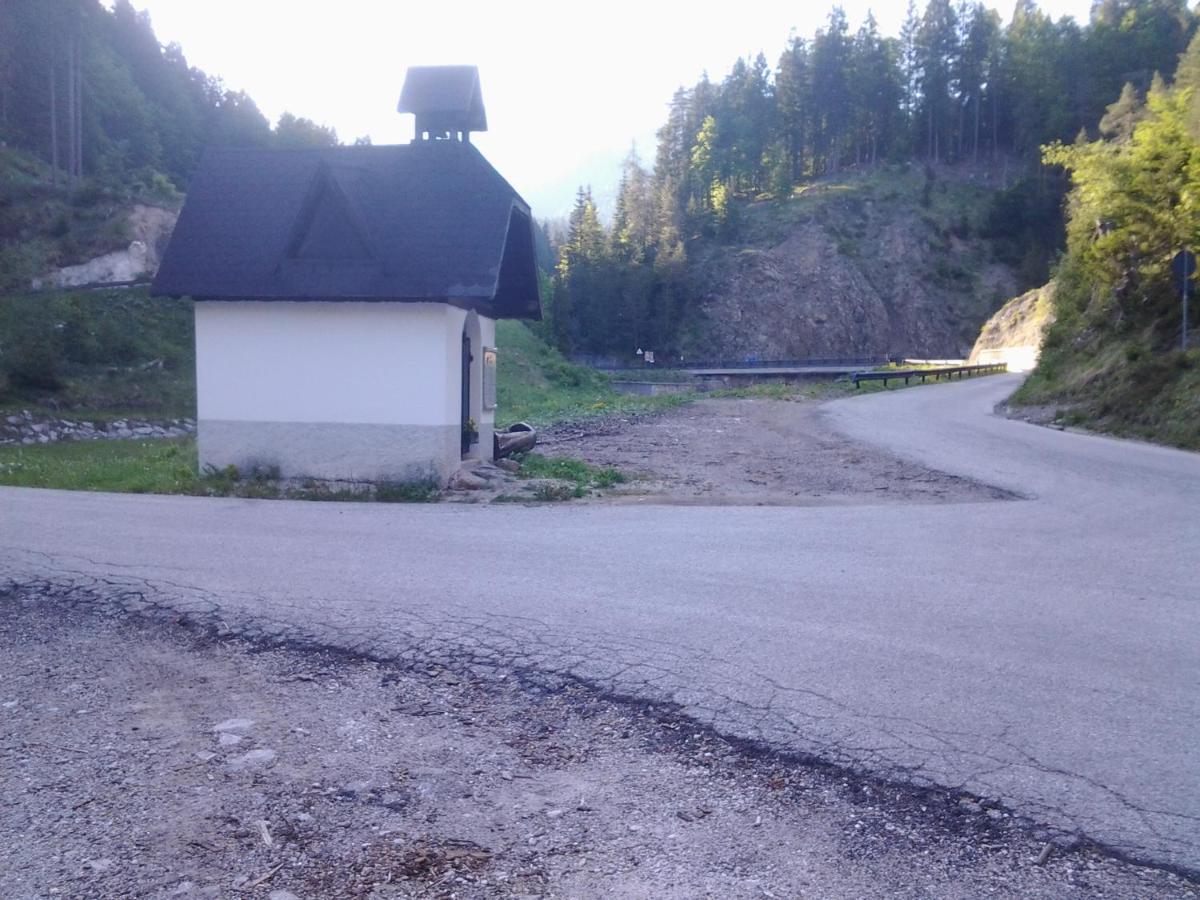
[398,65,487,142]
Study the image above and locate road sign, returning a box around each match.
[1172,250,1196,295]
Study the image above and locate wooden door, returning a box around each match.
[461,331,472,456]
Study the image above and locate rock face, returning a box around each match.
[31,204,178,290]
[968,282,1056,373]
[685,170,1019,361]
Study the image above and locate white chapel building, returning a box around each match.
[152,66,541,485]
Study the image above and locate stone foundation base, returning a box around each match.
[198,420,462,485]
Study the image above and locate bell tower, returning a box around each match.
[397,65,488,143]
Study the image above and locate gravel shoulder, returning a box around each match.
[539,396,1014,505]
[3,593,1194,899]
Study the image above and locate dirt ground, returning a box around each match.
[3,594,1195,900]
[539,396,1014,505]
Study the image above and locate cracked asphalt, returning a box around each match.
[1,374,1198,877]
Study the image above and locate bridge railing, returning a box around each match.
[585,355,894,371]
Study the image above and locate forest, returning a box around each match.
[0,0,338,193]
[546,0,1197,359]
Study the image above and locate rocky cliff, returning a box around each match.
[969,282,1056,372]
[32,205,178,290]
[685,166,1020,361]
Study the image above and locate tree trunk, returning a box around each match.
[957,99,965,161]
[991,89,999,160]
[973,93,981,166]
[74,36,82,179]
[65,37,75,188]
[49,54,58,184]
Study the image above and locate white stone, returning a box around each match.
[229,748,276,770]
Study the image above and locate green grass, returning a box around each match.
[0,436,442,500]
[0,436,198,493]
[495,320,691,427]
[515,451,627,495]
[1014,342,1200,450]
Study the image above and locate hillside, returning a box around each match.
[685,165,1021,360]
[0,146,180,292]
[1009,36,1200,451]
[0,286,194,417]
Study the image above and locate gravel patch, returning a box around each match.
[540,396,1014,505]
[2,594,1194,899]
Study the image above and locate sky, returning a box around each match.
[128,0,1098,218]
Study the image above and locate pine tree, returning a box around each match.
[899,0,921,140]
[1098,82,1145,141]
[916,0,959,161]
[774,35,811,184]
[810,7,852,174]
[850,12,900,165]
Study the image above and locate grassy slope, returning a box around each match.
[0,287,195,417]
[495,320,687,427]
[1013,335,1200,449]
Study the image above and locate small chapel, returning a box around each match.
[152,65,541,485]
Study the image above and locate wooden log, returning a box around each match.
[494,422,537,459]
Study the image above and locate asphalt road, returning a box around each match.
[2,374,1198,873]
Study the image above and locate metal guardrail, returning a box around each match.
[852,362,1008,388]
[591,355,893,372]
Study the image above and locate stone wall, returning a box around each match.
[0,410,195,446]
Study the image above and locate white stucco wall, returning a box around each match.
[194,301,496,482]
[195,301,454,425]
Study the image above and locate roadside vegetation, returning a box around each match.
[513,453,628,496]
[495,320,690,427]
[1011,34,1200,451]
[0,436,441,501]
[0,286,194,418]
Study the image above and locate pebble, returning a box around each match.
[217,732,243,747]
[269,892,300,900]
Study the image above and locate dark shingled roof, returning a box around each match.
[151,140,540,320]
[397,65,487,134]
